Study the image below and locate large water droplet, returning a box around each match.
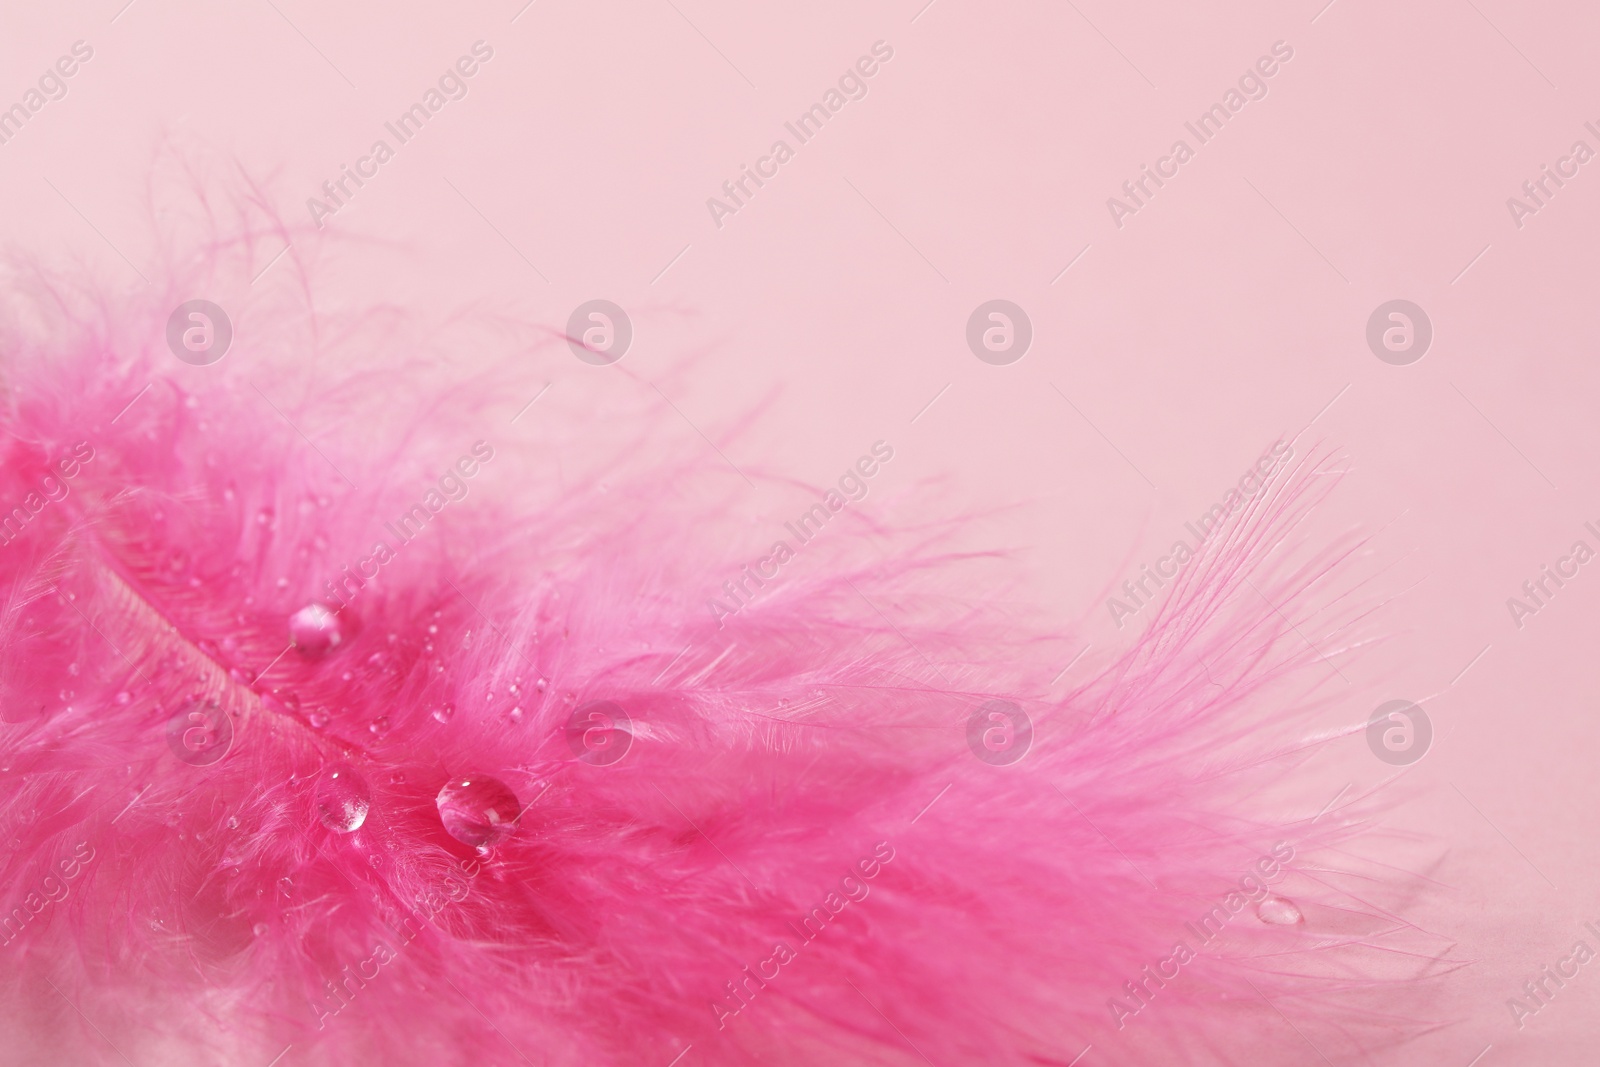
[252,922,269,937]
[1256,895,1303,925]
[289,604,345,656]
[369,716,390,737]
[315,765,371,833]
[307,707,331,730]
[507,706,523,724]
[436,776,521,849]
[432,703,455,724]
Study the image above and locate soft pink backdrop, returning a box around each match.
[4,1,1600,1062]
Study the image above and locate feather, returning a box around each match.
[0,203,1434,1066]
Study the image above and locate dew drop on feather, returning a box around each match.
[436,776,521,848]
[315,765,371,833]
[1256,896,1303,925]
[289,604,345,656]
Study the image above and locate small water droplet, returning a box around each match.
[277,876,293,896]
[114,691,132,705]
[58,689,73,702]
[1256,896,1303,925]
[508,706,523,723]
[432,703,455,724]
[427,624,438,635]
[315,764,372,833]
[369,716,390,737]
[256,508,274,527]
[308,707,331,729]
[226,816,239,829]
[289,604,345,656]
[509,680,522,696]
[252,922,269,936]
[535,678,548,692]
[436,776,521,849]
[66,662,80,677]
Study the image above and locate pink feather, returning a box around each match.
[0,209,1435,1066]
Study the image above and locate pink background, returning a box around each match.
[5,0,1600,1062]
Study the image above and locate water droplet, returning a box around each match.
[509,680,522,696]
[432,703,455,724]
[436,775,521,849]
[114,691,132,705]
[280,692,300,712]
[289,604,345,656]
[315,765,371,833]
[226,816,239,829]
[308,707,330,730]
[535,678,548,692]
[66,662,80,677]
[277,876,293,896]
[369,716,390,737]
[256,508,274,527]
[508,706,523,723]
[1256,896,1303,925]
[58,689,73,702]
[252,922,269,936]
[427,624,438,635]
